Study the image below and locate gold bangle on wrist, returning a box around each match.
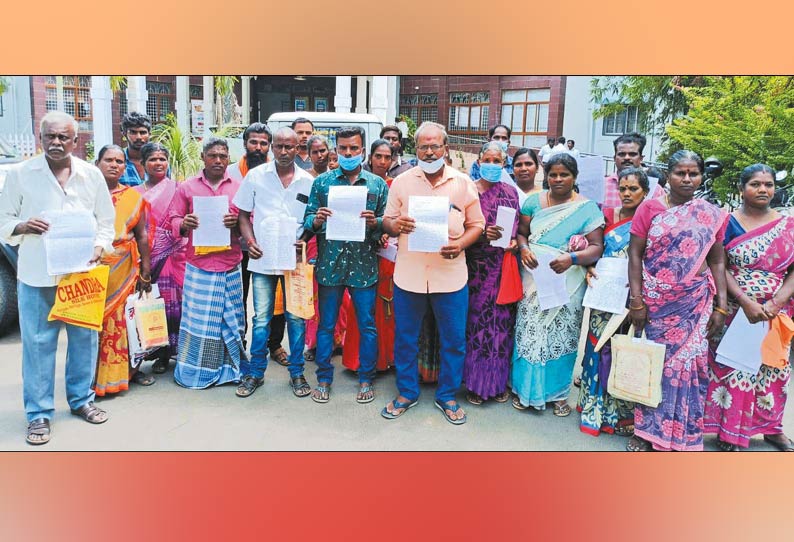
[713,306,729,316]
[629,303,646,311]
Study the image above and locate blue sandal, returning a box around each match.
[380,398,418,419]
[435,400,467,425]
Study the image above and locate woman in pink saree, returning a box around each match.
[705,164,794,451]
[626,150,728,451]
[134,142,187,373]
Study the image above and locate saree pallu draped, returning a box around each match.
[705,215,794,447]
[576,214,634,435]
[512,195,604,409]
[463,182,520,399]
[174,264,243,389]
[95,186,147,396]
[633,199,726,451]
[135,178,186,357]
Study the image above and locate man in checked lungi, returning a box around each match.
[167,138,245,389]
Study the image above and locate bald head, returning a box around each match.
[273,127,299,169]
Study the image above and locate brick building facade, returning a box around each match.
[398,76,567,153]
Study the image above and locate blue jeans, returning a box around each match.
[18,281,99,422]
[393,285,468,403]
[316,284,377,384]
[242,273,305,379]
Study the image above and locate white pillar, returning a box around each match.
[175,76,190,136]
[355,76,368,113]
[386,76,398,125]
[125,76,148,115]
[369,76,389,125]
[334,76,352,113]
[90,76,113,153]
[241,76,251,125]
[202,76,214,138]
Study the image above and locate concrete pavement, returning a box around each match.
[0,325,789,452]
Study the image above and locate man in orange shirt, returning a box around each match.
[379,122,485,425]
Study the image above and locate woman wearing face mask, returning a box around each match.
[704,164,794,451]
[343,139,399,373]
[626,150,728,452]
[463,142,520,405]
[512,147,541,207]
[576,167,649,436]
[512,153,605,416]
[93,144,154,395]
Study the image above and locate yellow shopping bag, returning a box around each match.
[607,325,666,407]
[284,243,315,320]
[47,265,110,331]
[134,292,170,350]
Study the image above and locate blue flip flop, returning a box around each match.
[380,398,418,420]
[435,400,467,425]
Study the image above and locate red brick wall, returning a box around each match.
[400,76,567,153]
[30,76,92,159]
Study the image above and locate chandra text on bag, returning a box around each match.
[47,265,110,331]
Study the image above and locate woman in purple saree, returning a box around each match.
[626,150,728,451]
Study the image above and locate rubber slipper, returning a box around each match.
[311,384,331,403]
[356,384,375,404]
[380,398,418,419]
[435,400,467,425]
[764,434,794,451]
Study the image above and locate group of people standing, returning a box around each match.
[1,110,792,452]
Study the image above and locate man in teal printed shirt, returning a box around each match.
[303,126,389,405]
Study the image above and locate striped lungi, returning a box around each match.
[174,263,244,389]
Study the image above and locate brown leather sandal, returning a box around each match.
[71,402,108,424]
[26,418,51,445]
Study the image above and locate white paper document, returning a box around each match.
[531,252,569,311]
[249,216,297,273]
[490,206,516,249]
[408,195,449,253]
[715,309,767,374]
[575,155,606,205]
[646,176,660,200]
[326,185,367,242]
[42,209,97,276]
[193,195,230,247]
[583,257,630,314]
[377,238,398,262]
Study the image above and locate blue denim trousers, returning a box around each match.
[316,284,377,384]
[393,284,468,403]
[241,273,306,379]
[18,281,99,422]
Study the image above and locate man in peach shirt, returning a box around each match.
[380,122,485,425]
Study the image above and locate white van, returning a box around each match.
[266,112,384,149]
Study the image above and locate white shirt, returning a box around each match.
[551,143,566,155]
[0,154,115,287]
[565,148,581,161]
[539,144,553,162]
[232,161,314,275]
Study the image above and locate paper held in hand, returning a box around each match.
[326,185,367,242]
[248,216,297,272]
[715,309,767,374]
[530,252,569,311]
[583,257,629,314]
[490,206,516,249]
[407,195,448,253]
[42,209,97,276]
[192,195,230,247]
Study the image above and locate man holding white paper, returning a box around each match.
[303,126,389,404]
[380,121,485,425]
[0,111,115,445]
[234,127,315,399]
[167,137,245,390]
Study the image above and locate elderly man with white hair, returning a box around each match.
[380,121,486,425]
[0,111,115,445]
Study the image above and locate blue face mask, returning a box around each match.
[480,162,503,183]
[337,153,363,171]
